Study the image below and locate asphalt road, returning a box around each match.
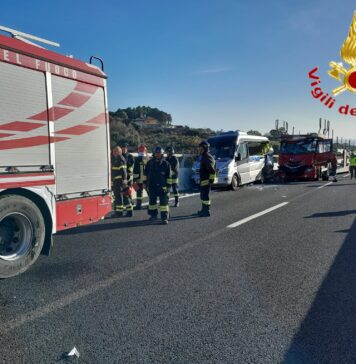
[1,176,356,363]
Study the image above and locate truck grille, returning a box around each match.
[286,160,303,168]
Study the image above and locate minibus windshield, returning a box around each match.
[209,137,236,160]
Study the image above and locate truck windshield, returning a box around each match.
[280,140,317,154]
[209,137,236,160]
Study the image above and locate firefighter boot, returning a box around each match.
[134,201,142,210]
[161,212,169,225]
[174,197,179,207]
[126,210,134,217]
[113,211,124,218]
[198,204,210,217]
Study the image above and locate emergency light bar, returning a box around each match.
[0,25,60,48]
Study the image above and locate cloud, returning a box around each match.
[193,66,233,75]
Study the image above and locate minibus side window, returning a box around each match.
[237,143,248,160]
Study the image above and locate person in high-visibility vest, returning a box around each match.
[111,146,128,217]
[122,144,135,215]
[166,146,180,207]
[144,146,171,224]
[350,152,356,179]
[197,140,216,217]
[133,144,149,210]
[122,144,135,185]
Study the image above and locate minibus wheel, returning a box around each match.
[231,174,239,191]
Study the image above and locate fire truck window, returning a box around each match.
[318,142,325,153]
[280,140,317,154]
[324,141,331,152]
[318,141,330,153]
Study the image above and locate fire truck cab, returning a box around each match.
[278,134,333,181]
[0,26,112,278]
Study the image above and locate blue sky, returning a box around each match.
[2,0,356,140]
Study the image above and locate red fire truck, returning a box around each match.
[279,134,333,181]
[0,26,112,278]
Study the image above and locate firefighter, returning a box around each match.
[122,144,135,184]
[166,146,180,207]
[122,144,135,215]
[133,144,149,210]
[350,152,356,179]
[144,146,171,224]
[197,140,216,217]
[111,146,129,217]
[330,153,338,183]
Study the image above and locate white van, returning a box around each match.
[192,131,270,190]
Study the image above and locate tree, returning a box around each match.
[111,106,172,125]
[268,127,287,140]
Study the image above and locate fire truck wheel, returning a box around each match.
[0,195,45,278]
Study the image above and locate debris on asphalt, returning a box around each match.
[66,347,80,358]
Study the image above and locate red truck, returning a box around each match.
[0,26,112,278]
[278,134,333,181]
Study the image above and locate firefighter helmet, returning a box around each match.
[166,146,174,154]
[138,144,147,153]
[199,140,210,150]
[154,146,164,154]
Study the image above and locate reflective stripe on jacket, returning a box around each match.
[111,155,127,182]
[133,155,148,183]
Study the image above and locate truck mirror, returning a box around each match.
[235,153,241,162]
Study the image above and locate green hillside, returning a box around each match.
[109,106,214,153]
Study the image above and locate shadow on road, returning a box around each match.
[305,210,356,218]
[169,214,202,221]
[58,213,202,235]
[283,218,356,364]
[58,218,155,235]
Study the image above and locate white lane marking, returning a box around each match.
[317,182,333,189]
[179,192,200,199]
[142,192,199,207]
[344,174,350,178]
[226,202,289,229]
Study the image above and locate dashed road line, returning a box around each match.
[226,202,289,229]
[317,182,333,189]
